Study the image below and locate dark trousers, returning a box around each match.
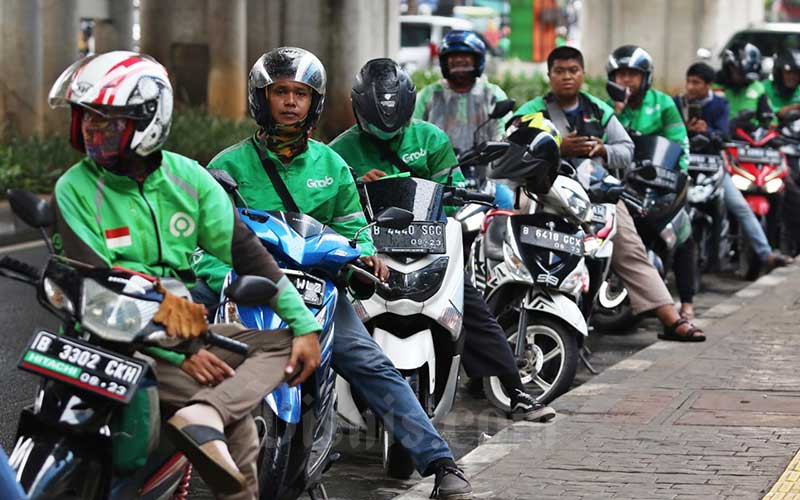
[461,278,518,378]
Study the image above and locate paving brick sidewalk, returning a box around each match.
[396,265,800,500]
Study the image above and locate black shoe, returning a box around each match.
[430,463,472,499]
[507,389,556,422]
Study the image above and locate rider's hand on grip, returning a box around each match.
[153,280,208,339]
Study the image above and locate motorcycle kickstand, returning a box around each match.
[579,346,599,375]
[308,483,329,500]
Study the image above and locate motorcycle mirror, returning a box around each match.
[489,99,515,119]
[375,207,414,230]
[636,163,658,181]
[224,275,279,306]
[606,80,629,103]
[208,169,239,193]
[7,189,53,229]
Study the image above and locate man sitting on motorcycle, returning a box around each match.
[413,29,514,209]
[191,47,473,500]
[674,62,793,272]
[765,48,800,120]
[606,44,704,331]
[48,51,322,499]
[329,58,557,421]
[714,42,775,130]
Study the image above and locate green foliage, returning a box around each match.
[0,108,257,197]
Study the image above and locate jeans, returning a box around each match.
[722,173,772,261]
[331,293,453,475]
[0,448,24,500]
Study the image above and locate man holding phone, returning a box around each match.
[673,62,729,137]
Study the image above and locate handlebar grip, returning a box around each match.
[0,256,39,280]
[467,192,496,204]
[205,332,249,356]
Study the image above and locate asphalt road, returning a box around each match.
[0,242,747,499]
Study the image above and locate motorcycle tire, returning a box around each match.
[591,274,641,334]
[482,316,579,407]
[255,400,307,500]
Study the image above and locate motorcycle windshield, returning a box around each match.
[364,177,445,222]
[633,135,683,171]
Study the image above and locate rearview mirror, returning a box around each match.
[489,100,515,119]
[208,169,239,193]
[224,275,278,306]
[7,189,53,229]
[375,207,414,229]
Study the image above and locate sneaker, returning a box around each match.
[766,252,794,269]
[430,463,472,499]
[507,389,556,422]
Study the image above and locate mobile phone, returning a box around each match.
[606,80,629,103]
[688,103,702,121]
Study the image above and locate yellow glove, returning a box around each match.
[153,280,208,339]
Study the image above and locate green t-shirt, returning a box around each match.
[193,135,374,294]
[764,79,800,112]
[613,88,690,170]
[716,80,771,119]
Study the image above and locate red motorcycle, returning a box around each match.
[722,115,788,276]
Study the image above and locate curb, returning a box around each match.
[391,265,794,499]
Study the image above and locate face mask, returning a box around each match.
[82,113,129,167]
[366,122,403,141]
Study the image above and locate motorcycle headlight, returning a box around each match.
[731,174,753,192]
[81,279,160,342]
[766,177,784,193]
[43,277,75,314]
[376,257,449,302]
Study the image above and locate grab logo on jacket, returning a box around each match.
[402,149,427,163]
[306,176,334,189]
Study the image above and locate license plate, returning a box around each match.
[737,146,781,164]
[19,331,146,403]
[519,225,584,255]
[284,270,325,307]
[591,204,607,223]
[372,222,446,254]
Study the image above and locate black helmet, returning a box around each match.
[489,113,561,194]
[351,58,416,140]
[721,42,761,84]
[248,47,326,130]
[606,45,654,94]
[773,47,800,95]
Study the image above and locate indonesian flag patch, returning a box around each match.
[105,227,132,249]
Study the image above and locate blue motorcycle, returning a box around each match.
[208,170,411,500]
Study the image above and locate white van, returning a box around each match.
[397,15,474,73]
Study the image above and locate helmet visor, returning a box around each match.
[252,47,326,96]
[48,55,100,109]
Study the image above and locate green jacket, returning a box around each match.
[330,120,465,185]
[763,79,800,112]
[715,80,773,121]
[54,151,321,366]
[193,136,375,294]
[613,88,690,170]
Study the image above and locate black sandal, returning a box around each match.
[658,318,706,342]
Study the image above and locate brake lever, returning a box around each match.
[346,263,391,292]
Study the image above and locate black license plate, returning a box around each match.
[372,222,446,254]
[19,331,146,403]
[519,225,584,255]
[285,270,325,307]
[737,146,781,164]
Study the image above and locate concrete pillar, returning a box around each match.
[93,0,134,53]
[0,0,42,136]
[39,0,80,134]
[207,0,246,119]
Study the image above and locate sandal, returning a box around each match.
[658,318,706,342]
[166,415,246,494]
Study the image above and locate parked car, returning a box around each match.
[397,15,473,73]
[700,23,800,76]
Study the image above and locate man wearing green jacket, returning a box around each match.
[714,42,774,129]
[765,47,800,120]
[192,48,473,500]
[48,51,320,499]
[331,58,557,424]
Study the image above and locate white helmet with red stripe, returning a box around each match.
[49,51,173,157]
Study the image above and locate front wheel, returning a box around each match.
[483,316,579,407]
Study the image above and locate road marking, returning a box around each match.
[0,240,45,254]
[764,447,800,498]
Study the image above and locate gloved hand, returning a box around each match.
[153,280,208,339]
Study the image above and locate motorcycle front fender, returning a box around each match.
[745,194,771,216]
[523,288,588,337]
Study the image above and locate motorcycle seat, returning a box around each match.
[484,215,508,261]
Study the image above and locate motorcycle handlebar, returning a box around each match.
[0,256,40,282]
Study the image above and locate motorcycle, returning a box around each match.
[592,135,691,332]
[2,189,267,500]
[777,110,800,256]
[208,170,410,499]
[686,134,731,276]
[344,144,501,479]
[723,110,789,277]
